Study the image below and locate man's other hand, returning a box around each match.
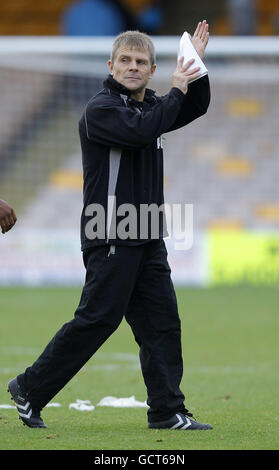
[172,56,201,95]
[0,199,17,234]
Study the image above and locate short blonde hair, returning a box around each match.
[111,30,156,66]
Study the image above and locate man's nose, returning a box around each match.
[129,61,138,70]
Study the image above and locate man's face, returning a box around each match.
[108,46,156,95]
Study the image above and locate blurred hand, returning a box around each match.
[172,56,201,94]
[190,20,210,59]
[0,199,17,234]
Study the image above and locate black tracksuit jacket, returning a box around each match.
[78,74,210,250]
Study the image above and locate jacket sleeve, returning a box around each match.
[165,75,211,133]
[84,87,185,149]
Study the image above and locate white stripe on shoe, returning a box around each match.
[19,409,32,419]
[170,413,192,430]
[181,417,192,429]
[16,401,31,411]
[171,414,184,429]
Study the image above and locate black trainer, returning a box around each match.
[148,412,213,430]
[7,377,46,428]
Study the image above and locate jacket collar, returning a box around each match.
[103,74,156,104]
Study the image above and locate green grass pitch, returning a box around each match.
[0,285,278,450]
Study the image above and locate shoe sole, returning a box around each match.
[149,423,213,430]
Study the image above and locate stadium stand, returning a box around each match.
[160,68,279,231]
[156,0,279,36]
[213,0,279,35]
[61,0,165,35]
[0,70,101,215]
[0,1,277,37]
[0,0,72,35]
[0,0,165,36]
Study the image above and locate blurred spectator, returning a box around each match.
[273,14,279,34]
[61,0,126,36]
[227,0,258,35]
[61,0,165,36]
[119,0,165,33]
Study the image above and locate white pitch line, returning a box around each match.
[0,346,42,356]
[0,364,268,376]
[0,402,61,409]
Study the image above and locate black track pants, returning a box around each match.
[18,240,186,422]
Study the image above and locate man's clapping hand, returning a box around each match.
[190,20,210,59]
[172,56,201,95]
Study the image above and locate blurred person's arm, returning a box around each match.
[0,199,17,234]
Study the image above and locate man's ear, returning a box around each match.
[150,63,157,78]
[108,59,113,75]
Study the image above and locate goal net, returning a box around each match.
[0,36,279,285]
